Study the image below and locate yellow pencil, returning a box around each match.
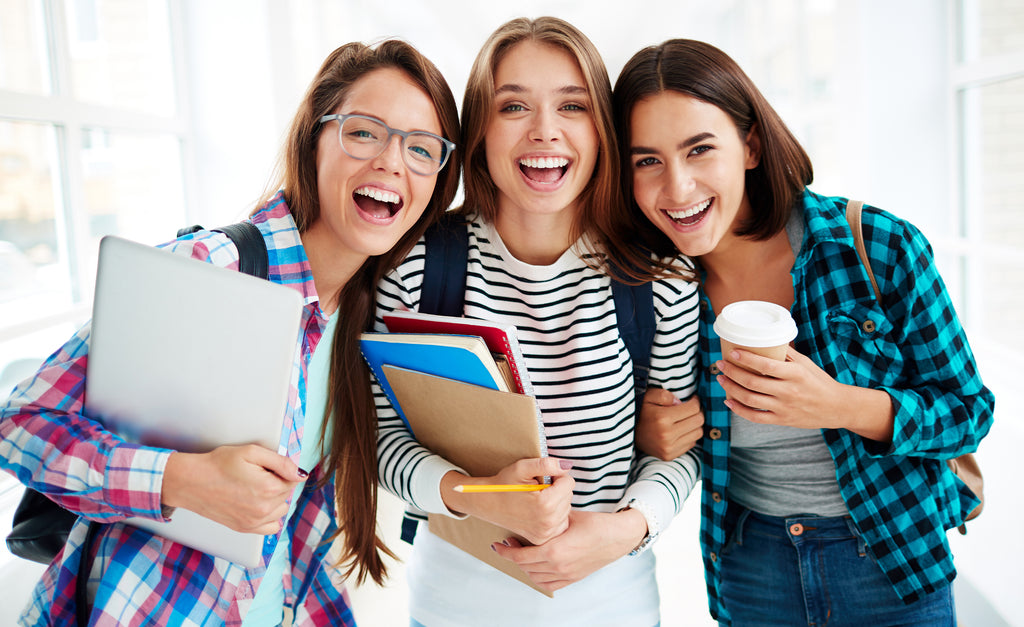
[453,484,551,493]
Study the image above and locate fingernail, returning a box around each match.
[558,459,573,470]
[297,468,309,478]
[672,396,682,406]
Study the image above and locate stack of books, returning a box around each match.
[359,311,551,595]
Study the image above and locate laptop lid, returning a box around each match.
[86,235,304,567]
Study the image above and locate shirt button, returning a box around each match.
[861,319,876,333]
[700,299,709,311]
[709,363,721,375]
[710,552,718,562]
[789,523,804,536]
[712,492,723,503]
[708,428,722,440]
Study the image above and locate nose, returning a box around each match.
[665,162,696,200]
[370,134,405,174]
[528,109,560,143]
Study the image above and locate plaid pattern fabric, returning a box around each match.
[697,189,994,623]
[0,192,355,626]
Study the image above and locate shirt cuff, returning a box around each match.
[411,453,468,519]
[619,481,676,539]
[105,443,173,520]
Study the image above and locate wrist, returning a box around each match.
[617,498,660,555]
[161,451,195,511]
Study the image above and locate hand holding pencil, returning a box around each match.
[441,457,575,545]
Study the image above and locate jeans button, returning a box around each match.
[789,523,804,536]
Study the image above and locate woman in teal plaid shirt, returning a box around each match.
[613,39,994,626]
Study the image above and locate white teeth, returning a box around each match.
[667,199,711,220]
[355,186,400,204]
[519,156,569,169]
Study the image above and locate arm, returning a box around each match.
[495,272,704,590]
[636,388,704,461]
[716,212,993,456]
[0,323,170,522]
[1,232,306,531]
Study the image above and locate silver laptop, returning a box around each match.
[86,235,304,567]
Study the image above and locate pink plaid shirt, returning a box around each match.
[0,194,356,625]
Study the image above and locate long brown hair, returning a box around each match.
[263,40,460,585]
[612,39,813,260]
[456,16,651,276]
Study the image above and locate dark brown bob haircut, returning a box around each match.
[613,39,813,258]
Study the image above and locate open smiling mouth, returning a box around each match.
[665,198,712,226]
[519,156,569,184]
[354,186,404,219]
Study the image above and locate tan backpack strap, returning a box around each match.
[845,200,882,303]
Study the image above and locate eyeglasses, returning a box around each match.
[318,113,455,176]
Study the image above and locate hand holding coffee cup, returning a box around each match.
[713,301,798,381]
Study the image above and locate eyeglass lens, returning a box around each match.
[339,116,447,174]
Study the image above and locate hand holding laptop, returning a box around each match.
[162,444,307,535]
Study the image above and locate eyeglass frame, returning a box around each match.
[318,113,456,176]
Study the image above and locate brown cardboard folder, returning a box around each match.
[381,365,551,597]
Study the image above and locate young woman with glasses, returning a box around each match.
[374,17,702,627]
[614,39,994,626]
[0,40,459,625]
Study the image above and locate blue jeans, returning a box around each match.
[718,509,955,626]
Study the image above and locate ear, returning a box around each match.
[743,123,762,170]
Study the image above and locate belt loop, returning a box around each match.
[844,517,867,557]
[732,507,753,547]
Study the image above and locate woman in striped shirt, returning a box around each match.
[374,17,702,627]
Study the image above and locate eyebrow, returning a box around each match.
[494,84,589,97]
[630,131,716,155]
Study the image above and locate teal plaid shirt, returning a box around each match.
[697,189,994,623]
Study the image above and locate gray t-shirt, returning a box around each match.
[726,207,848,517]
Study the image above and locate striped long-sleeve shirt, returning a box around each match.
[0,193,355,626]
[374,216,701,624]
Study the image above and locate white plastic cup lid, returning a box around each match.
[713,300,798,347]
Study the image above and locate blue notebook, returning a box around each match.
[359,332,510,427]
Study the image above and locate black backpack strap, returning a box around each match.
[399,215,468,544]
[216,222,269,279]
[176,221,269,280]
[611,280,656,417]
[420,215,469,317]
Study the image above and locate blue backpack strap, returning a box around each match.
[611,279,655,417]
[420,215,469,317]
[400,215,469,544]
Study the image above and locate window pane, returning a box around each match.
[0,0,52,94]
[65,0,176,116]
[981,258,1024,354]
[960,0,1024,60]
[0,120,72,328]
[976,77,1024,248]
[80,129,186,293]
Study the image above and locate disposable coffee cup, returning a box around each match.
[713,301,798,374]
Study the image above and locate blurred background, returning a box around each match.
[0,0,1021,624]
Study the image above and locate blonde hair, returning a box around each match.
[456,17,621,248]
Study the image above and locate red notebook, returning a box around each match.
[382,310,533,396]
